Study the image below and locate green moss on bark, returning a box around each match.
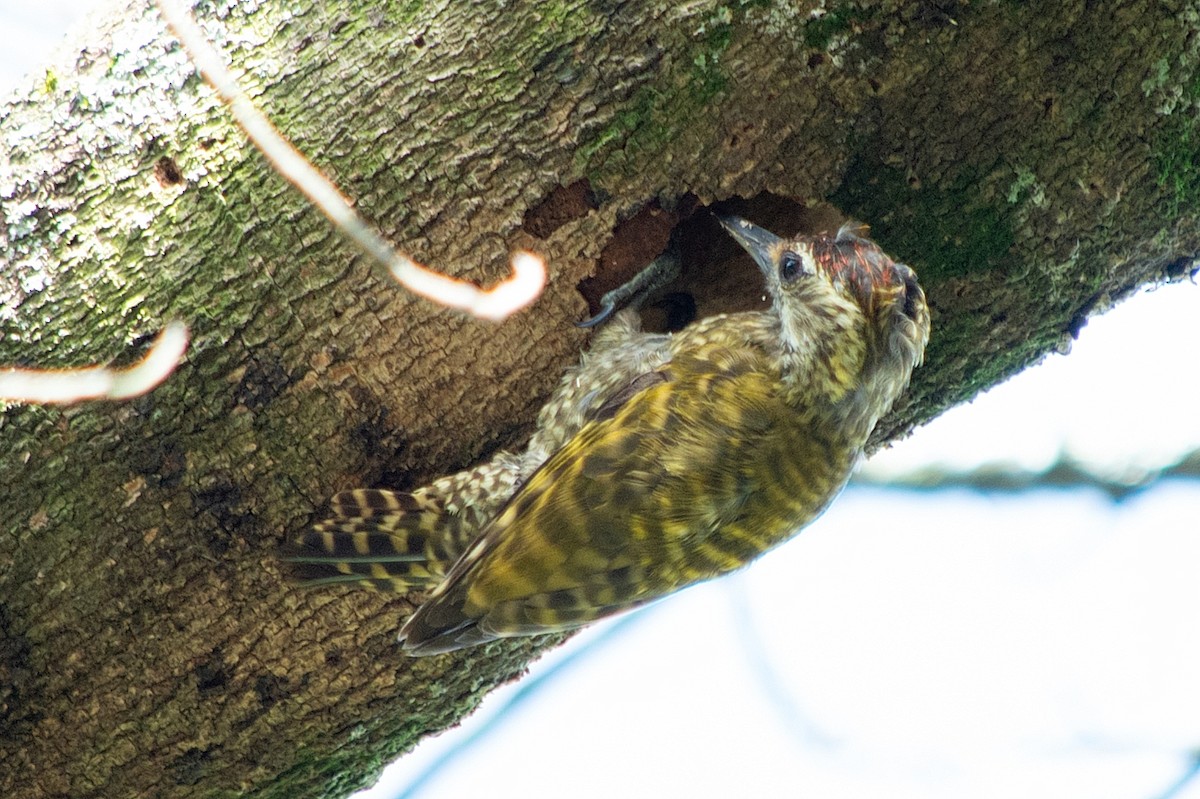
[831,156,1016,282]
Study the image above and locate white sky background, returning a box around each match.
[3,5,1199,799]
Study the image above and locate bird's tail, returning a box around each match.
[282,489,472,591]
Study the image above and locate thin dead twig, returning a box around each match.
[0,322,189,404]
[155,0,546,322]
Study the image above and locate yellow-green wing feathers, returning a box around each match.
[400,344,852,653]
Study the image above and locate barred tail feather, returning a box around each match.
[282,489,471,591]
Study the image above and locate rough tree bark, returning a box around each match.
[1,0,1196,796]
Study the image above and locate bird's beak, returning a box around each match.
[716,214,781,279]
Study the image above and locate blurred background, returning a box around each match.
[3,4,1198,798]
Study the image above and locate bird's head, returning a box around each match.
[718,215,930,436]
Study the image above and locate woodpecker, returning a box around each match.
[285,215,930,655]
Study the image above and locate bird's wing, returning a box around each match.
[400,345,812,654]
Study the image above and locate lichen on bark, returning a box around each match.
[2,1,1198,797]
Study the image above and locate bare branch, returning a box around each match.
[1152,750,1200,799]
[856,449,1200,501]
[0,322,189,404]
[155,0,546,322]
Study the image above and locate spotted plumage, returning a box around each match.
[284,216,930,655]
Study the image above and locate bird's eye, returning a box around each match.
[780,251,805,282]
[901,272,922,320]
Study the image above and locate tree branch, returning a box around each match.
[2,1,1198,797]
[856,449,1200,501]
[155,0,546,321]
